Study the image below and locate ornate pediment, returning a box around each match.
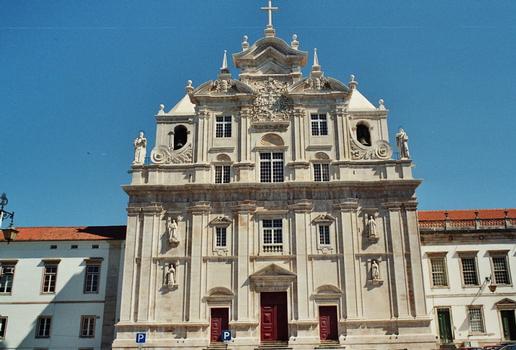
[495,298,516,309]
[288,76,349,95]
[192,79,255,96]
[233,36,308,75]
[250,264,296,292]
[209,216,232,227]
[312,214,336,224]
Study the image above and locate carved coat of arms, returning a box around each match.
[249,78,292,122]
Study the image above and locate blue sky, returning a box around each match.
[1,0,515,227]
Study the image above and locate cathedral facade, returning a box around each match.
[113,4,436,349]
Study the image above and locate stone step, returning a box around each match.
[203,343,229,350]
[314,341,345,349]
[255,341,292,350]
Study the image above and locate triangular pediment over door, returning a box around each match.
[249,264,296,292]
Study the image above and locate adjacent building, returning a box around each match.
[420,209,516,348]
[0,226,125,350]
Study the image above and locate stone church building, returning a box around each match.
[113,3,436,349]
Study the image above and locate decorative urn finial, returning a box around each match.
[185,80,194,94]
[378,99,386,110]
[242,35,249,50]
[291,34,299,49]
[349,74,358,90]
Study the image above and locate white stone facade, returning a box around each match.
[420,210,516,347]
[0,228,125,350]
[113,7,436,349]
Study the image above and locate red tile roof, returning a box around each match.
[0,226,126,242]
[418,209,516,221]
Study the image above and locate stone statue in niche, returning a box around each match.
[132,131,147,165]
[371,260,380,281]
[365,213,377,240]
[166,263,177,288]
[166,217,180,245]
[396,128,410,159]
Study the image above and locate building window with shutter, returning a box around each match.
[430,257,448,287]
[215,116,232,138]
[460,256,479,286]
[84,262,101,294]
[262,219,283,253]
[491,254,511,285]
[215,165,231,183]
[311,114,328,136]
[260,152,284,183]
[36,316,52,338]
[41,262,59,294]
[0,262,16,294]
[80,315,96,338]
[467,307,485,333]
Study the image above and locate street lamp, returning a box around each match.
[485,275,497,293]
[0,193,18,243]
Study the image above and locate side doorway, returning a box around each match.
[501,310,516,341]
[436,308,453,344]
[319,306,338,342]
[210,308,229,343]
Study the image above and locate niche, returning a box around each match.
[173,125,188,150]
[356,123,371,146]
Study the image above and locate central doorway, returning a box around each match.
[260,292,288,342]
[210,308,229,343]
[501,310,516,340]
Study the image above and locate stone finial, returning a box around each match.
[349,74,358,90]
[158,103,165,115]
[185,80,194,94]
[242,35,249,50]
[378,99,386,110]
[291,34,299,49]
[261,0,278,37]
[220,50,229,72]
[312,48,320,70]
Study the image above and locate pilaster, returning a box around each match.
[334,105,346,160]
[384,201,410,318]
[187,201,211,322]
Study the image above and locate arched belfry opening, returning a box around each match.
[356,123,371,146]
[173,125,188,150]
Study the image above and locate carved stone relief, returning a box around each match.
[350,138,392,160]
[151,143,193,165]
[248,77,293,123]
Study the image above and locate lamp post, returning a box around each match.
[0,193,18,243]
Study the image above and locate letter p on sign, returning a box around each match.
[222,330,231,342]
[136,332,146,344]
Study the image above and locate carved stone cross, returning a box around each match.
[261,0,278,28]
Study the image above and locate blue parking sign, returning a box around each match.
[136,332,146,344]
[222,330,231,342]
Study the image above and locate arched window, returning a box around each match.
[173,125,188,150]
[356,123,371,146]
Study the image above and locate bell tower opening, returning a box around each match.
[173,125,187,150]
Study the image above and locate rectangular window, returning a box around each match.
[311,114,328,136]
[84,263,101,294]
[42,263,58,293]
[80,316,96,338]
[260,152,284,183]
[0,264,15,294]
[319,225,330,245]
[215,116,232,138]
[461,257,479,286]
[36,316,52,338]
[468,307,485,333]
[430,257,448,287]
[215,165,230,184]
[314,163,330,182]
[0,317,7,339]
[215,227,227,248]
[262,219,283,253]
[492,256,510,285]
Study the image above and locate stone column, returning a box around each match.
[137,205,161,322]
[404,201,428,317]
[335,200,360,319]
[293,108,304,161]
[233,201,256,321]
[187,201,211,322]
[385,202,410,318]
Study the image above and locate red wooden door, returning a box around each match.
[319,306,338,341]
[210,308,229,343]
[260,292,288,342]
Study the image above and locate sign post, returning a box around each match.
[136,332,146,349]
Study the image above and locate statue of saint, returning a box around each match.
[366,214,377,239]
[132,131,147,165]
[166,263,176,287]
[167,217,180,244]
[371,260,380,281]
[396,128,410,159]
